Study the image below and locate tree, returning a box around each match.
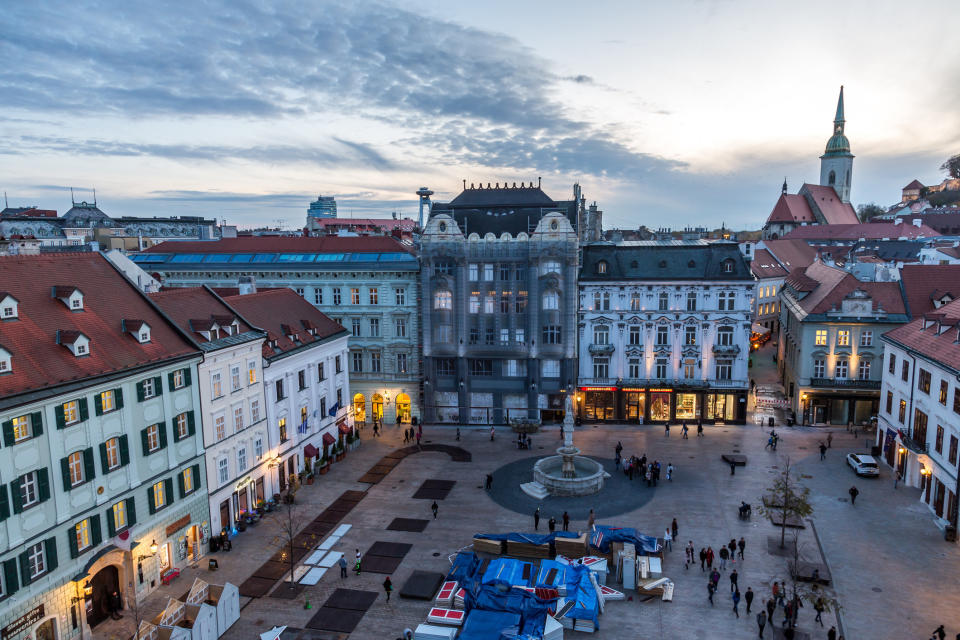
[781,530,842,630]
[941,154,960,179]
[856,203,886,222]
[759,456,814,548]
[271,498,310,590]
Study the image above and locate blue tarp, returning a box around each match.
[589,524,660,555]
[447,551,481,583]
[467,585,552,638]
[482,558,536,588]
[474,531,580,545]
[534,560,567,591]
[562,564,600,630]
[458,609,521,640]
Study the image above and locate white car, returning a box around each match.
[846,453,880,477]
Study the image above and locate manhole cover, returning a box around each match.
[432,552,441,557]
[872,587,882,592]
[689,456,695,459]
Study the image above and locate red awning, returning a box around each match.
[304,443,319,459]
[338,423,352,435]
[322,433,336,446]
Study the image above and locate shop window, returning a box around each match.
[676,393,697,420]
[650,393,671,421]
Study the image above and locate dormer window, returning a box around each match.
[595,260,608,275]
[0,346,11,373]
[0,294,18,320]
[58,330,90,357]
[53,286,84,311]
[123,319,151,343]
[722,259,734,273]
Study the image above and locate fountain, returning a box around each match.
[521,396,608,499]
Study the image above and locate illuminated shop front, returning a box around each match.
[577,386,747,424]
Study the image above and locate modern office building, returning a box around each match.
[577,241,753,424]
[0,253,208,639]
[307,195,338,221]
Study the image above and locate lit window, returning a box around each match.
[113,500,127,530]
[542,292,559,310]
[278,418,288,443]
[837,330,850,346]
[68,451,85,487]
[147,424,161,452]
[596,260,608,275]
[100,390,116,412]
[183,467,195,493]
[251,399,261,423]
[215,415,225,441]
[152,481,166,509]
[469,295,479,314]
[233,406,244,432]
[76,518,92,551]
[248,360,258,384]
[815,330,827,346]
[173,369,185,389]
[211,372,223,398]
[175,413,189,439]
[350,288,360,304]
[63,400,79,425]
[104,437,121,470]
[434,291,452,310]
[12,415,32,442]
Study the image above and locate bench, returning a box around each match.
[161,568,181,585]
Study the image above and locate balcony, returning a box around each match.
[901,434,929,455]
[712,344,741,356]
[588,343,615,355]
[809,378,881,390]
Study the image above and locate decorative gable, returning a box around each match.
[52,286,84,310]
[123,319,151,343]
[0,293,18,320]
[57,330,90,356]
[189,318,220,341]
[0,346,11,373]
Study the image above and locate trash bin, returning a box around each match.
[945,525,957,542]
[209,537,220,553]
[768,417,774,427]
[871,445,881,457]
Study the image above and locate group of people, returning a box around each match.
[765,430,780,450]
[533,506,596,533]
[615,442,674,485]
[516,432,533,449]
[401,424,422,445]
[662,420,704,438]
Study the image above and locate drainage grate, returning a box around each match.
[872,587,882,592]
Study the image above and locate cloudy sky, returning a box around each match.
[2,0,958,230]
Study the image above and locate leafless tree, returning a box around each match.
[759,456,813,549]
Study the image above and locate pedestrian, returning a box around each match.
[710,569,720,589]
[765,598,775,621]
[730,460,736,475]
[745,586,754,613]
[732,588,741,618]
[534,507,541,530]
[548,516,556,533]
[729,569,738,592]
[771,581,779,604]
[664,527,672,552]
[827,626,836,640]
[699,547,707,571]
[485,474,493,490]
[645,467,652,487]
[728,539,737,563]
[895,469,902,489]
[777,582,786,607]
[707,580,715,606]
[402,628,414,640]
[456,428,460,441]
[671,518,679,538]
[665,422,670,437]
[827,432,833,448]
[402,429,408,444]
[738,537,746,560]
[685,541,694,568]
[783,600,792,628]
[682,422,689,439]
[819,442,827,460]
[339,555,348,579]
[706,546,714,570]
[933,625,945,640]
[109,590,123,619]
[490,426,495,441]
[697,420,704,437]
[718,545,728,569]
[431,501,438,519]
[588,508,595,530]
[813,597,824,626]
[848,485,859,505]
[355,549,362,575]
[615,441,623,462]
[383,576,393,602]
[667,463,674,481]
[757,611,767,638]
[562,511,570,531]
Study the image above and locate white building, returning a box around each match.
[0,253,209,639]
[224,288,351,498]
[878,298,960,528]
[149,287,269,536]
[577,241,754,424]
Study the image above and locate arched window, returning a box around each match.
[353,393,366,422]
[433,290,452,310]
[596,260,608,275]
[542,291,560,310]
[541,260,561,275]
[828,170,836,186]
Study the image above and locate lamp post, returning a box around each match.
[898,446,907,478]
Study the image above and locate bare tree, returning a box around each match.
[781,531,842,630]
[271,499,309,590]
[759,456,813,548]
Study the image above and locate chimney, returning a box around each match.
[238,276,257,295]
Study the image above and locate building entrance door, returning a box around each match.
[34,618,57,640]
[87,565,120,628]
[813,405,826,424]
[219,500,230,533]
[187,525,199,561]
[372,394,384,423]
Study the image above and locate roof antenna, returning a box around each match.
[538,176,542,188]
[3,191,7,208]
[70,187,75,205]
[93,188,96,205]
[463,179,466,190]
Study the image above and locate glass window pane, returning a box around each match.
[169,254,204,263]
[229,254,253,262]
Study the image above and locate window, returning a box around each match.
[718,291,735,311]
[516,328,525,343]
[886,391,893,414]
[715,359,733,380]
[337,388,342,407]
[950,435,958,466]
[397,353,408,373]
[319,398,327,417]
[469,263,479,281]
[314,288,323,305]
[815,330,828,346]
[629,358,641,379]
[469,295,480,314]
[174,412,190,439]
[656,326,669,346]
[141,378,157,399]
[858,360,871,380]
[75,342,87,355]
[469,327,479,344]
[919,369,931,394]
[542,325,562,344]
[211,372,223,399]
[771,286,777,297]
[484,294,495,314]
[351,318,361,337]
[275,379,285,401]
[352,352,363,373]
[19,471,40,509]
[655,358,668,379]
[369,288,379,305]
[940,381,948,406]
[228,366,240,392]
[182,466,195,494]
[483,264,494,281]
[335,356,342,373]
[395,318,407,338]
[152,481,167,510]
[104,437,121,470]
[914,409,928,443]
[593,291,610,311]
[516,293,528,313]
[935,425,945,454]
[333,287,342,305]
[298,370,307,391]
[686,291,697,311]
[593,325,609,345]
[295,287,305,297]
[470,359,493,376]
[278,417,288,442]
[370,351,381,373]
[251,399,261,423]
[75,518,92,552]
[501,294,511,313]
[629,293,641,311]
[433,262,453,276]
[485,328,495,345]
[684,325,697,345]
[350,288,360,305]
[99,390,116,413]
[11,414,32,442]
[501,265,512,280]
[813,359,825,378]
[899,399,907,423]
[902,361,910,382]
[717,326,733,346]
[255,437,264,461]
[629,325,642,345]
[540,260,560,275]
[684,359,695,379]
[67,451,85,487]
[27,542,46,579]
[835,359,848,379]
[233,406,244,432]
[218,458,229,485]
[593,357,609,378]
[889,353,896,374]
[542,360,560,377]
[214,415,225,441]
[395,288,406,305]
[237,448,247,472]
[860,331,873,347]
[722,259,734,273]
[658,292,669,311]
[112,500,128,531]
[542,292,559,310]
[500,329,510,345]
[837,330,850,346]
[596,260,608,274]
[435,325,452,342]
[172,369,186,389]
[436,359,455,376]
[248,360,258,385]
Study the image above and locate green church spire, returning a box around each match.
[833,85,845,134]
[823,85,851,156]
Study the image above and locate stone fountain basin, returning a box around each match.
[533,455,606,496]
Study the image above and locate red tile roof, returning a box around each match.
[222,289,347,359]
[145,236,413,254]
[0,254,198,401]
[801,184,859,225]
[149,286,256,345]
[750,249,789,278]
[785,260,906,315]
[767,194,815,224]
[781,222,940,241]
[884,298,960,371]
[899,265,960,317]
[762,239,818,272]
[903,180,925,190]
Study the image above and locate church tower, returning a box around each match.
[819,86,854,203]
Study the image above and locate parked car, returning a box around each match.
[846,453,880,477]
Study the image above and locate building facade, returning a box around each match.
[135,236,421,426]
[420,205,579,425]
[149,287,269,537]
[750,247,788,335]
[877,299,960,528]
[0,254,209,640]
[577,241,753,424]
[224,289,351,498]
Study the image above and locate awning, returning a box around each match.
[304,443,319,459]
[338,423,353,435]
[322,433,336,446]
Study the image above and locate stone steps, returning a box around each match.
[520,481,550,500]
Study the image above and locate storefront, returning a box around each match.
[578,386,748,424]
[799,390,878,426]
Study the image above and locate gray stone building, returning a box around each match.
[420,183,583,424]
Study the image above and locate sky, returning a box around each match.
[1,0,958,230]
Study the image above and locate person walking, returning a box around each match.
[339,555,348,579]
[354,549,362,576]
[383,576,393,602]
[664,527,673,552]
[827,432,833,448]
[848,485,859,505]
[718,545,728,569]
[933,625,946,640]
[685,541,694,568]
[490,426,495,441]
[745,586,754,614]
[587,508,595,530]
[671,518,679,539]
[776,582,786,607]
[738,537,746,560]
[548,516,556,533]
[732,588,741,618]
[819,442,827,460]
[562,511,570,531]
[827,626,836,640]
[664,422,670,437]
[729,569,739,593]
[667,463,674,481]
[771,581,779,605]
[756,610,767,638]
[765,598,776,622]
[534,507,541,531]
[431,501,439,519]
[699,547,707,571]
[710,569,720,589]
[697,420,704,437]
[813,596,824,626]
[706,546,714,570]
[728,539,737,563]
[707,580,715,606]
[485,474,493,490]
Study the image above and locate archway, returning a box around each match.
[372,394,384,422]
[88,565,120,628]
[353,393,366,422]
[33,618,57,640]
[396,393,411,423]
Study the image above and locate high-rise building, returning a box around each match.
[307,195,338,220]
